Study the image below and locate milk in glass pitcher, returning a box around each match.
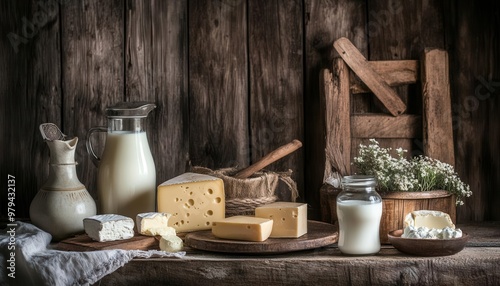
[86,102,156,219]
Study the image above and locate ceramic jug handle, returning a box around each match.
[86,127,107,167]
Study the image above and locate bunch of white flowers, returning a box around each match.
[353,139,472,205]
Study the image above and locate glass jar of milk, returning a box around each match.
[86,102,156,220]
[337,175,382,255]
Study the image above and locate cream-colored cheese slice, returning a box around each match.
[255,202,308,238]
[157,173,225,232]
[211,216,273,242]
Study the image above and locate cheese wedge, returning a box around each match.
[159,235,183,252]
[157,173,225,232]
[83,214,134,242]
[211,216,273,242]
[136,212,176,236]
[255,202,307,238]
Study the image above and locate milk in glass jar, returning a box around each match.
[336,175,382,255]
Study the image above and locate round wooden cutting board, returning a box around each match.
[184,220,338,254]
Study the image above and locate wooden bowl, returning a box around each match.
[388,229,469,256]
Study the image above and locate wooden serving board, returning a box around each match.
[54,234,159,251]
[184,220,338,254]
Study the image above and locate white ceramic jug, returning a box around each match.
[30,135,97,241]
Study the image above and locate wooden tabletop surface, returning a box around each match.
[97,222,500,286]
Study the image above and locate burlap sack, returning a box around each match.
[191,166,299,216]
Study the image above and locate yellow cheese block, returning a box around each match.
[157,173,225,232]
[255,202,307,238]
[211,216,273,242]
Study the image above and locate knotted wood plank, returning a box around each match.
[350,60,419,94]
[188,0,249,169]
[322,58,351,182]
[421,49,455,166]
[351,114,422,139]
[333,37,407,116]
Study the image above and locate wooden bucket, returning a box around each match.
[320,184,456,244]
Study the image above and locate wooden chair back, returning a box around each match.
[321,37,454,182]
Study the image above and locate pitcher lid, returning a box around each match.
[106,102,156,118]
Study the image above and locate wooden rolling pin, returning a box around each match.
[234,139,302,179]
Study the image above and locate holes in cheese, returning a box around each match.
[211,216,273,242]
[255,202,307,238]
[157,173,225,232]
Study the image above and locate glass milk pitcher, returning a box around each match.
[86,102,156,219]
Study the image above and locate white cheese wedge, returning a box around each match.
[136,212,176,236]
[157,173,225,232]
[402,210,462,239]
[159,235,183,252]
[211,216,273,242]
[83,214,134,242]
[255,202,308,238]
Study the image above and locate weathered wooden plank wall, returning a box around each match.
[0,0,62,216]
[189,0,250,170]
[248,0,304,200]
[304,0,368,218]
[125,0,189,184]
[445,0,500,221]
[0,0,498,222]
[61,0,125,202]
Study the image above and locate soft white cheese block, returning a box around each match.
[255,202,307,238]
[159,235,183,252]
[157,173,225,232]
[402,210,462,239]
[83,214,134,242]
[211,216,273,242]
[136,212,176,236]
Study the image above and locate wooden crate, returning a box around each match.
[320,38,456,243]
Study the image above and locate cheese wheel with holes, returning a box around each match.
[157,173,225,232]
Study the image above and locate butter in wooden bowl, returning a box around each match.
[388,210,468,256]
[402,210,462,239]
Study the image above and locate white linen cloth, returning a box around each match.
[0,222,185,286]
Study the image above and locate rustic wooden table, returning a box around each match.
[97,222,500,286]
